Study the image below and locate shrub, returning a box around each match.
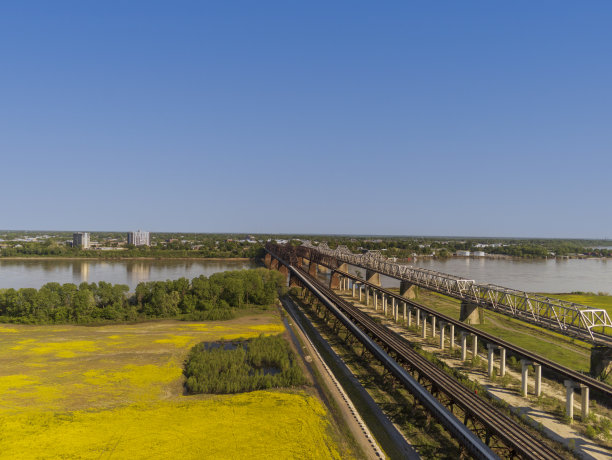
[184,334,306,394]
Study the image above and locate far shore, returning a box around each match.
[0,256,255,262]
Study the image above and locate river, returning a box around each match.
[0,259,258,290]
[343,257,612,294]
[0,257,610,294]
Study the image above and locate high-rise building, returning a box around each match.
[73,232,90,249]
[127,230,150,246]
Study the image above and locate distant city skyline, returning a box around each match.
[1,2,611,238]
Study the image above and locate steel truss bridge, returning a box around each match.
[268,245,563,459]
[299,241,612,345]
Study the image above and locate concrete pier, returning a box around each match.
[449,324,455,349]
[366,270,381,286]
[366,287,369,305]
[416,309,421,327]
[521,360,531,396]
[499,348,506,377]
[359,285,363,302]
[461,333,467,361]
[534,363,542,397]
[460,301,481,325]
[472,334,478,358]
[487,344,495,378]
[393,298,398,322]
[439,322,445,349]
[407,306,411,326]
[374,292,378,310]
[422,315,427,338]
[564,380,575,421]
[580,384,590,419]
[431,315,437,337]
[352,281,356,297]
[400,280,417,299]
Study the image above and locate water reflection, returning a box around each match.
[126,262,151,285]
[73,262,89,282]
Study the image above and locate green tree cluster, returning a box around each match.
[184,334,306,394]
[0,269,286,324]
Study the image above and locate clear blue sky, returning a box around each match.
[1,2,611,238]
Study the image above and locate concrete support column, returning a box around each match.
[580,385,590,419]
[366,287,369,306]
[366,270,381,287]
[374,291,378,310]
[416,309,421,327]
[534,363,542,397]
[352,282,356,297]
[422,315,427,338]
[407,307,412,327]
[449,324,455,349]
[564,380,575,421]
[359,285,363,302]
[400,280,417,299]
[393,298,398,322]
[487,344,495,378]
[383,295,387,316]
[461,333,467,361]
[499,347,506,377]
[460,301,481,324]
[472,334,478,358]
[521,360,531,397]
[431,315,437,337]
[439,322,445,349]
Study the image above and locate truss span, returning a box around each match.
[300,241,612,344]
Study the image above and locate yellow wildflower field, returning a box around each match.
[0,315,342,459]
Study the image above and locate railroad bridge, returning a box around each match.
[264,242,612,427]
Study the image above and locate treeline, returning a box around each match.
[0,241,264,259]
[319,237,612,259]
[0,269,286,324]
[184,334,306,394]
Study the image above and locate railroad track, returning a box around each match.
[296,266,564,460]
[334,269,612,399]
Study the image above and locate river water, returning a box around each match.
[0,257,610,294]
[342,257,612,294]
[0,259,258,290]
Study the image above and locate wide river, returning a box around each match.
[346,257,612,294]
[0,259,258,291]
[0,257,610,294]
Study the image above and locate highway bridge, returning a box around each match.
[266,243,565,459]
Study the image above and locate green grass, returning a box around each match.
[416,291,592,372]
[547,293,612,316]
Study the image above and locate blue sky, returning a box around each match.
[1,2,611,237]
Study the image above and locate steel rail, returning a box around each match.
[334,269,612,399]
[291,264,563,460]
[286,264,499,460]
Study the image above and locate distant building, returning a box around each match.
[73,232,90,249]
[473,251,486,257]
[456,250,470,257]
[127,230,150,246]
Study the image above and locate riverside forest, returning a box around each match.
[0,269,286,324]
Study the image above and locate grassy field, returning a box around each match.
[0,314,342,459]
[549,293,612,316]
[415,291,593,373]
